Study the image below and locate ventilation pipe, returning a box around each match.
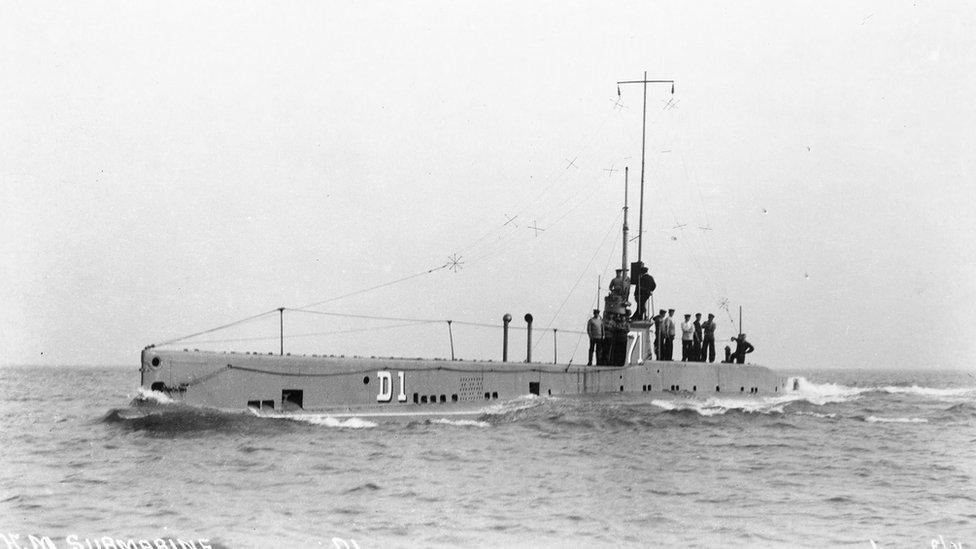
[524,313,534,363]
[502,314,512,362]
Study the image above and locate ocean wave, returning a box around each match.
[794,411,838,419]
[875,385,976,397]
[645,376,973,418]
[103,405,254,434]
[864,416,928,423]
[132,387,176,405]
[249,410,377,429]
[480,394,552,416]
[787,377,867,405]
[650,398,785,416]
[786,377,976,403]
[646,377,863,416]
[430,418,491,428]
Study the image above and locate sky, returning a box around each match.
[2,1,974,370]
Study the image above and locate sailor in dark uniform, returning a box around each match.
[701,313,717,363]
[586,309,604,366]
[631,267,656,321]
[609,269,630,302]
[692,313,703,362]
[731,333,755,364]
[652,309,665,360]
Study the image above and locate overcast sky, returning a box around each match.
[2,1,974,370]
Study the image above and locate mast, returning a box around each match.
[622,167,629,276]
[616,73,675,265]
[639,71,647,263]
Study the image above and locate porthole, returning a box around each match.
[439,395,446,403]
[693,386,697,392]
[362,376,370,385]
[151,357,160,367]
[716,386,720,392]
[740,387,745,392]
[421,395,428,403]
[484,392,490,400]
[491,392,498,399]
[451,394,458,402]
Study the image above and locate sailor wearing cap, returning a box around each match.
[663,309,676,361]
[652,309,665,360]
[681,314,694,361]
[701,313,717,363]
[586,309,604,366]
[731,333,755,364]
[692,313,703,362]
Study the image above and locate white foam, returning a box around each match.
[651,398,784,416]
[430,418,491,428]
[249,409,377,429]
[787,377,868,405]
[865,416,928,423]
[647,376,915,417]
[795,411,838,419]
[877,385,976,397]
[480,394,551,416]
[134,387,175,404]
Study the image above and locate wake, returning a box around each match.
[649,377,976,417]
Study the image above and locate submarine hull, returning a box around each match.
[140,347,791,416]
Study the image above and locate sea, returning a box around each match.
[1,366,974,549]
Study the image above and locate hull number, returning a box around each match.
[627,332,644,365]
[376,371,407,402]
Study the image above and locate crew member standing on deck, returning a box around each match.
[652,310,665,360]
[663,309,676,361]
[681,314,694,362]
[702,313,717,363]
[693,313,703,362]
[586,310,604,366]
[631,267,656,321]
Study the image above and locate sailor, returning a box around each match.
[692,313,703,362]
[681,314,694,362]
[631,267,656,321]
[701,313,717,363]
[586,309,604,366]
[652,309,666,360]
[609,268,631,302]
[663,309,676,361]
[731,333,755,364]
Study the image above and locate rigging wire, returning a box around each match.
[646,109,737,331]
[534,211,623,349]
[169,320,436,346]
[464,177,607,268]
[148,94,669,349]
[287,307,586,335]
[150,309,280,348]
[455,103,621,257]
[295,263,450,310]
